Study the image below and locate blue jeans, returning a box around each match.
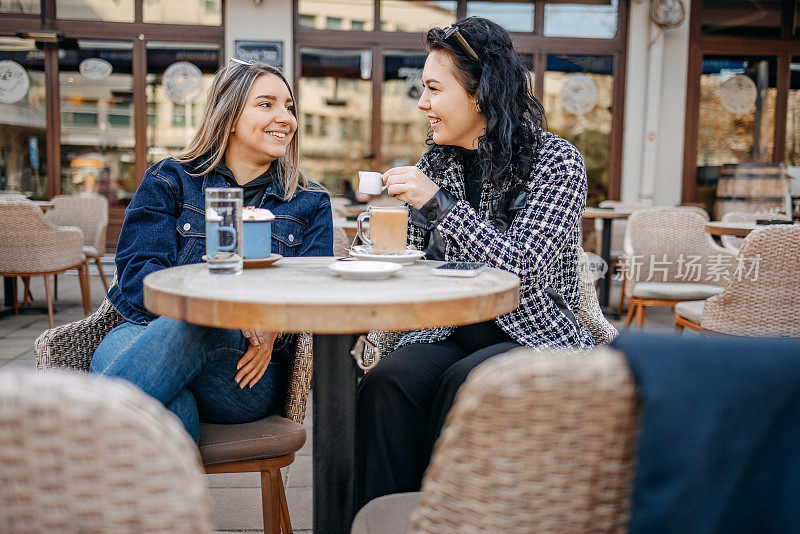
[90,317,285,441]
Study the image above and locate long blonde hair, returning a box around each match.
[175,61,312,201]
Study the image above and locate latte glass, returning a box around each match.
[356,206,408,254]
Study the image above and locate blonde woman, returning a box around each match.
[90,60,333,441]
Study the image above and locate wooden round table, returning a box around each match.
[705,221,758,238]
[581,207,635,311]
[144,257,519,534]
[32,200,54,212]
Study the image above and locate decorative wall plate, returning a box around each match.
[163,61,203,105]
[79,58,113,80]
[718,74,757,115]
[561,73,597,116]
[0,60,29,104]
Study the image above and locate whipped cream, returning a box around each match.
[242,207,275,222]
[205,207,222,222]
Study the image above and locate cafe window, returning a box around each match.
[56,0,135,22]
[143,0,222,25]
[466,1,535,33]
[544,0,618,38]
[701,0,782,38]
[58,40,135,203]
[0,37,47,198]
[0,0,39,14]
[544,54,614,206]
[381,0,457,32]
[299,0,375,31]
[684,2,800,208]
[381,50,429,170]
[295,0,628,201]
[299,47,373,193]
[785,58,800,166]
[796,0,800,37]
[145,42,220,166]
[697,57,776,169]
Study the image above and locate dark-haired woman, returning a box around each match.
[356,17,594,507]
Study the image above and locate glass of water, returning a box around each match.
[205,187,243,274]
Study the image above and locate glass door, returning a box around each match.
[543,54,614,206]
[145,42,221,166]
[58,39,135,207]
[381,50,428,170]
[0,37,47,198]
[299,47,373,198]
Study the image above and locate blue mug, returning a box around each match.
[243,219,272,259]
[206,220,237,258]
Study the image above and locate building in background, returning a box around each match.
[1,0,797,251]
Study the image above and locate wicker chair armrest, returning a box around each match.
[34,298,125,372]
[362,330,406,369]
[94,218,108,254]
[284,332,314,424]
[576,248,618,345]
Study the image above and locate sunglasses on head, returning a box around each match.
[442,25,480,63]
[224,57,254,78]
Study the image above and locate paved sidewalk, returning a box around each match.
[0,272,675,533]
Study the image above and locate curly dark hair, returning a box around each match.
[425,17,546,214]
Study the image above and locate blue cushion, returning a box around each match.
[612,332,800,534]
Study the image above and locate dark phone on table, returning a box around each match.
[431,262,488,277]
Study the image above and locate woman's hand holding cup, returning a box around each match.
[382,166,440,210]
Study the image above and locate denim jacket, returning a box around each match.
[108,157,333,325]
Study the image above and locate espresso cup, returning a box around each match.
[358,171,384,195]
[356,206,408,254]
[242,208,275,259]
[243,220,271,259]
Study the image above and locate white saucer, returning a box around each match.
[328,261,402,281]
[349,245,425,265]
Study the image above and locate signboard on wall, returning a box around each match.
[234,41,283,68]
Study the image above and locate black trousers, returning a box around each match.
[355,321,521,508]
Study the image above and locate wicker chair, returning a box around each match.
[623,207,732,328]
[34,290,314,534]
[0,193,29,201]
[333,223,351,257]
[576,247,618,344]
[591,200,647,315]
[719,210,792,253]
[0,200,90,327]
[674,225,800,336]
[46,193,110,293]
[362,246,617,367]
[0,369,214,532]
[352,346,639,533]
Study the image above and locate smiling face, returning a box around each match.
[228,73,297,164]
[417,50,485,149]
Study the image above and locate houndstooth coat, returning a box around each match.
[389,131,595,352]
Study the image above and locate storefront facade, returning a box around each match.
[290,0,628,207]
[0,1,224,249]
[5,1,791,252]
[682,0,800,213]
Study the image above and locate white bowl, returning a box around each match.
[328,260,402,281]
